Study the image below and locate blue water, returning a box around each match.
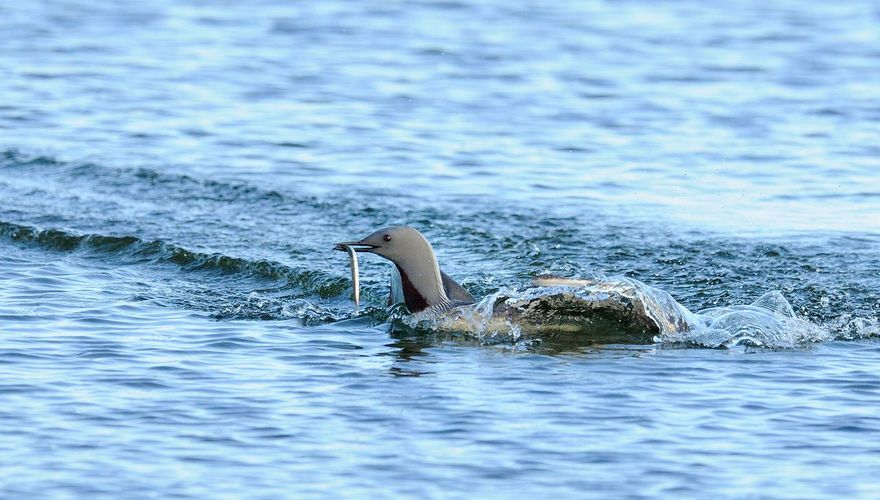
[2,1,880,497]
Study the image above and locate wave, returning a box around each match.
[0,151,407,324]
[0,220,363,323]
[0,220,293,280]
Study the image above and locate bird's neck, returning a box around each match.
[392,258,449,314]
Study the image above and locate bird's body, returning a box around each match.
[427,277,697,342]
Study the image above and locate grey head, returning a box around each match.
[334,226,475,314]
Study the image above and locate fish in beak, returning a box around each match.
[335,243,362,308]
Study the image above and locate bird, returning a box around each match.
[334,226,697,341]
[333,226,827,347]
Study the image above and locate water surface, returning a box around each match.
[1,0,879,497]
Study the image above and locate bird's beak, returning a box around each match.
[333,241,378,252]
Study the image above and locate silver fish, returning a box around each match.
[341,244,360,308]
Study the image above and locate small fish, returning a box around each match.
[341,244,360,308]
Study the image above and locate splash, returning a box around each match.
[664,291,833,348]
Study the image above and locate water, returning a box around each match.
[2,0,879,497]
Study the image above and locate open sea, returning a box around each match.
[2,1,879,498]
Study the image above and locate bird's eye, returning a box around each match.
[383,234,392,242]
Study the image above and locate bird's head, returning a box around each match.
[334,226,436,268]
